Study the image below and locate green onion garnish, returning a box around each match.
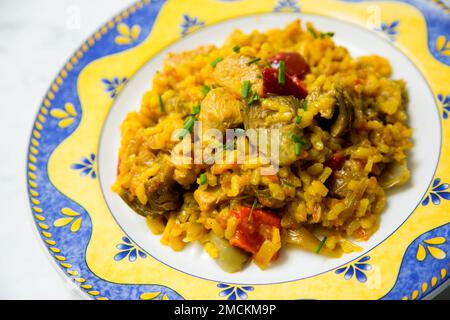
[247,57,261,66]
[249,198,258,221]
[320,32,335,38]
[210,57,224,68]
[281,179,295,187]
[294,142,302,156]
[241,80,251,98]
[295,115,302,124]
[303,100,308,111]
[158,95,164,112]
[316,236,327,254]
[199,173,207,185]
[278,61,286,86]
[291,134,302,143]
[248,90,260,105]
[191,104,201,116]
[308,27,318,38]
[178,129,189,140]
[233,45,241,53]
[179,116,195,140]
[202,85,210,96]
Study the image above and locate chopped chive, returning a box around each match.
[158,95,164,112]
[281,179,295,187]
[303,100,308,111]
[249,198,258,221]
[248,90,260,105]
[278,61,286,86]
[241,80,251,98]
[210,57,224,68]
[291,134,302,143]
[191,104,201,116]
[211,83,217,89]
[308,27,318,38]
[320,32,335,38]
[233,45,241,53]
[179,116,195,140]
[295,115,302,124]
[178,129,189,140]
[316,236,327,254]
[294,142,302,156]
[247,57,261,66]
[202,85,210,96]
[199,173,207,185]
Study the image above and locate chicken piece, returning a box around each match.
[214,53,263,97]
[194,186,228,212]
[199,87,244,132]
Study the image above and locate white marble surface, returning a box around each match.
[0,0,135,299]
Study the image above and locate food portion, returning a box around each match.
[112,21,412,272]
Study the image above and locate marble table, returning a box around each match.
[0,0,135,299]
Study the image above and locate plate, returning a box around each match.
[27,0,450,300]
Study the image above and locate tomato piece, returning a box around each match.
[262,68,308,99]
[229,206,281,255]
[268,52,310,79]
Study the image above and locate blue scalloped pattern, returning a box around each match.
[382,223,449,299]
[341,0,450,65]
[27,0,183,300]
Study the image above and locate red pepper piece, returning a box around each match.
[229,207,281,255]
[252,209,281,228]
[291,74,308,97]
[268,52,310,79]
[262,68,308,99]
[230,226,263,254]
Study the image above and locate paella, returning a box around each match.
[112,20,412,272]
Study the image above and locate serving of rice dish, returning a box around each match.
[112,20,412,272]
